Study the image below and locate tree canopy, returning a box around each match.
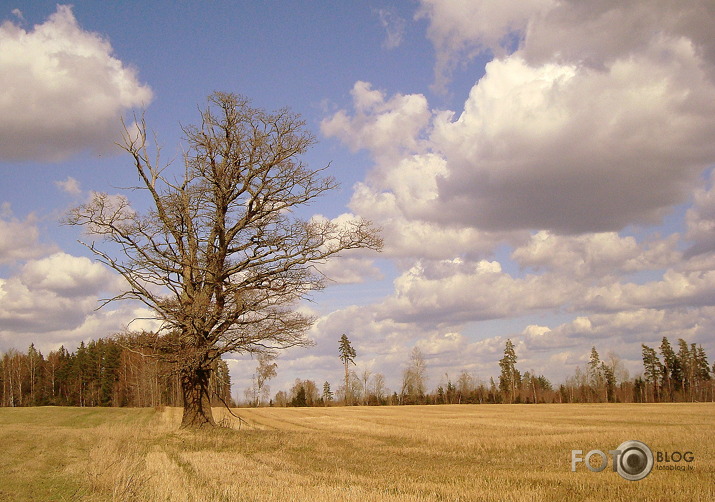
[68,92,382,427]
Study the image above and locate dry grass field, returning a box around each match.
[0,404,712,501]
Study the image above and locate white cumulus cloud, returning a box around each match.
[54,176,82,196]
[0,204,55,264]
[0,4,153,162]
[429,46,715,233]
[417,0,553,92]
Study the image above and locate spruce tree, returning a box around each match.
[498,339,519,403]
[338,334,356,405]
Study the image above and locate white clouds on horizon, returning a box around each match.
[0,4,152,162]
[0,252,120,332]
[0,247,161,355]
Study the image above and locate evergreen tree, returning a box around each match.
[641,344,662,402]
[25,344,44,406]
[322,381,333,405]
[601,362,616,403]
[659,337,678,401]
[587,347,604,401]
[46,346,71,405]
[292,386,307,407]
[677,339,693,400]
[338,334,356,405]
[100,340,122,406]
[498,339,519,403]
[446,379,456,404]
[633,376,646,403]
[694,345,711,401]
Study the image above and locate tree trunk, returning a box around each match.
[180,365,215,428]
[344,361,349,405]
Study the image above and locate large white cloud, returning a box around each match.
[377,259,577,326]
[326,1,715,236]
[323,85,526,260]
[418,0,715,89]
[348,175,518,260]
[327,44,715,236]
[0,5,152,162]
[429,45,715,233]
[19,252,117,298]
[581,269,715,313]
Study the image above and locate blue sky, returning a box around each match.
[2,1,715,400]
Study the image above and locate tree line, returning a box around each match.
[0,334,231,408]
[2,334,711,408]
[258,335,714,407]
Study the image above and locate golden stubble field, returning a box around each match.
[0,403,712,501]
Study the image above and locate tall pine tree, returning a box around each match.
[338,334,356,405]
[499,339,519,403]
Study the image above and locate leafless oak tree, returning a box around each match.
[67,92,382,427]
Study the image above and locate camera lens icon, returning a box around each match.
[615,440,653,481]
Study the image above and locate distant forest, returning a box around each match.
[1,335,712,408]
[0,335,231,408]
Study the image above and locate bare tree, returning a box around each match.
[360,369,372,405]
[371,372,386,404]
[244,376,258,406]
[255,353,277,407]
[400,347,427,404]
[456,370,474,403]
[67,92,382,427]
